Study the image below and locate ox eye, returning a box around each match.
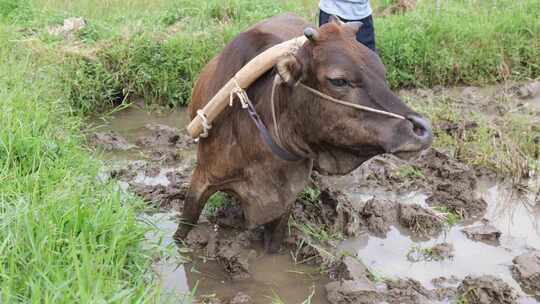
[328,78,349,87]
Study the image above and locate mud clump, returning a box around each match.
[185,225,215,249]
[420,149,487,219]
[129,182,187,209]
[355,156,424,191]
[325,279,380,304]
[431,276,459,300]
[462,223,502,245]
[108,161,194,209]
[229,292,253,304]
[512,250,540,299]
[408,243,455,262]
[136,123,194,149]
[215,239,253,280]
[289,179,362,265]
[517,81,540,99]
[426,183,487,219]
[430,242,455,260]
[325,257,379,304]
[457,275,517,304]
[329,256,370,282]
[399,204,443,237]
[91,131,134,151]
[326,257,444,304]
[384,278,433,304]
[360,198,398,237]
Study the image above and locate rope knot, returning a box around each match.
[196,109,212,140]
[229,78,249,108]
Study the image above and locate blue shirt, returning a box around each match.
[319,0,372,20]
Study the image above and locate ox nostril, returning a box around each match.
[406,114,433,143]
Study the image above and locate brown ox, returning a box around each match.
[175,13,433,252]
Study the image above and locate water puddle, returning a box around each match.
[337,178,539,303]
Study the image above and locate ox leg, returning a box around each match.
[264,211,291,254]
[174,169,214,242]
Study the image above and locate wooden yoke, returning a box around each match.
[186,36,307,139]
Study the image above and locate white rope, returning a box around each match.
[299,84,406,120]
[271,74,284,147]
[196,109,211,140]
[229,78,249,108]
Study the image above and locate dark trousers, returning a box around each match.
[319,9,377,53]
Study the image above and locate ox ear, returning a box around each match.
[276,54,303,86]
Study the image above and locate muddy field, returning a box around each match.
[89,83,540,304]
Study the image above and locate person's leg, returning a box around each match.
[356,15,377,53]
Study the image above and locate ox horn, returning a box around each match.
[329,15,344,25]
[304,27,320,42]
[345,21,363,33]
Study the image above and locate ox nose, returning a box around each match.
[406,114,433,147]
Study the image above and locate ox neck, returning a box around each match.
[253,74,314,161]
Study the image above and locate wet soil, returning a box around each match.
[90,82,540,303]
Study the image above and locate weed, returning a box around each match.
[395,164,425,179]
[202,191,232,217]
[433,205,463,226]
[298,185,321,203]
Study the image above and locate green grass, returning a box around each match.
[4,0,539,114]
[405,91,540,179]
[202,191,231,217]
[433,205,464,226]
[0,25,168,302]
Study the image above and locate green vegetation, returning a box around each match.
[406,245,439,262]
[395,164,425,180]
[299,185,322,203]
[202,191,232,217]
[378,1,540,88]
[3,0,538,114]
[433,205,464,226]
[0,27,164,302]
[405,91,540,179]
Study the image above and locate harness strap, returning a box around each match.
[230,81,303,162]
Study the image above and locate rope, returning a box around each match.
[229,78,249,109]
[270,74,284,147]
[196,109,211,139]
[299,84,406,120]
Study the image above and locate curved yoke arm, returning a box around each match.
[186,36,308,139]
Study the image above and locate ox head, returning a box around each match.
[276,16,433,175]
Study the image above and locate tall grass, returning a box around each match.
[0,26,162,302]
[9,0,535,114]
[377,0,540,88]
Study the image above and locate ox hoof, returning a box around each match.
[173,224,193,243]
[264,228,284,254]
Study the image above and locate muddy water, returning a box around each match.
[144,212,329,303]
[331,173,540,303]
[94,105,540,303]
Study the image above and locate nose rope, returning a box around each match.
[298,84,406,120]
